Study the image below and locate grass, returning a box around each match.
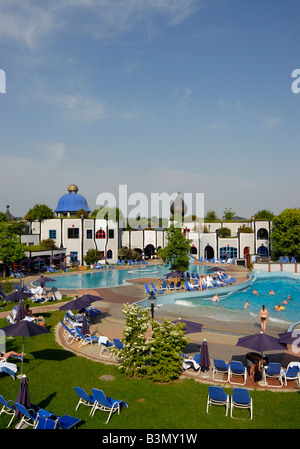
[0,309,299,430]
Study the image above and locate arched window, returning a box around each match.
[220,247,237,259]
[243,246,250,258]
[95,229,106,239]
[190,246,197,255]
[257,245,268,256]
[257,228,268,240]
[204,245,214,259]
[107,249,113,259]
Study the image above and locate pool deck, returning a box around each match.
[3,261,300,391]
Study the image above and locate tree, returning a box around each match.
[0,212,7,222]
[270,208,300,258]
[253,209,275,220]
[75,209,89,218]
[145,319,188,382]
[24,204,54,221]
[118,247,140,261]
[223,207,236,221]
[90,207,123,222]
[114,303,149,378]
[83,249,100,266]
[205,210,219,221]
[0,223,25,267]
[40,239,57,250]
[218,227,231,238]
[115,303,188,382]
[157,224,191,272]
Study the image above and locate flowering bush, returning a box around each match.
[115,303,188,382]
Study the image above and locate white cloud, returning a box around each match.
[0,0,204,49]
[40,93,109,122]
[235,101,284,127]
[171,86,192,113]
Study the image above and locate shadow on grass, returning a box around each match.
[31,348,76,362]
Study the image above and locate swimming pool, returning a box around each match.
[138,271,300,327]
[42,264,211,290]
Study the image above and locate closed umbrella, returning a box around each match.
[199,339,210,372]
[15,374,32,417]
[1,320,50,375]
[59,293,102,312]
[81,314,90,336]
[15,300,25,322]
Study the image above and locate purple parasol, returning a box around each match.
[59,293,102,312]
[172,319,203,334]
[236,332,286,353]
[4,291,33,302]
[199,339,210,371]
[278,331,300,346]
[1,320,50,374]
[165,271,184,278]
[15,300,25,322]
[15,375,32,416]
[81,314,90,336]
[34,275,56,288]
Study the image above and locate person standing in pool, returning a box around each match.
[258,305,269,332]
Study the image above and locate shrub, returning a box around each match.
[115,304,188,382]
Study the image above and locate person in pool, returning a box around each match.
[258,305,269,332]
[244,300,249,309]
[253,289,259,295]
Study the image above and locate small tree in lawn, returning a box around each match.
[116,304,189,382]
[157,224,192,272]
[146,320,188,382]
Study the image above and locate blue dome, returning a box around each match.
[54,185,91,214]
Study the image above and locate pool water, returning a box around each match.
[43,265,300,327]
[46,264,211,290]
[170,274,300,326]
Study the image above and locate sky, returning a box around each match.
[0,0,299,220]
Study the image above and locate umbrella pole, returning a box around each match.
[21,337,25,376]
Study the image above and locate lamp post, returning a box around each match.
[148,292,157,319]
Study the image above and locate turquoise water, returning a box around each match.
[41,265,300,326]
[44,264,211,290]
[170,275,300,324]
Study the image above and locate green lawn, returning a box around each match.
[0,309,299,430]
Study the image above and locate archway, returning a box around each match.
[204,245,214,260]
[144,244,155,259]
[257,228,268,240]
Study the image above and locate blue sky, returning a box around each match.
[0,0,299,219]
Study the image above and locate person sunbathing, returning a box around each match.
[0,351,25,361]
